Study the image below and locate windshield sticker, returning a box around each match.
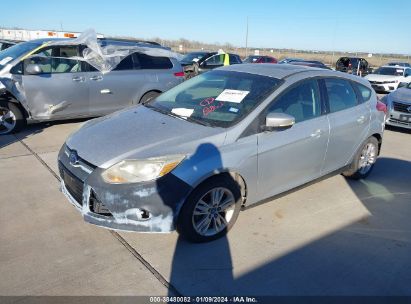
[199,97,224,116]
[229,107,239,113]
[171,108,194,117]
[215,89,249,103]
[200,97,216,106]
[0,57,13,65]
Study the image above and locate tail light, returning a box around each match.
[174,71,185,77]
[376,100,387,114]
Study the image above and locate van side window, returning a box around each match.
[137,53,172,69]
[268,79,321,123]
[325,78,358,112]
[354,83,372,103]
[113,54,134,71]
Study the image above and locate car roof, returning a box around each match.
[219,63,371,85]
[380,65,405,68]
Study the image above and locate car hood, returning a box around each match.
[365,74,402,81]
[66,105,227,169]
[389,88,411,103]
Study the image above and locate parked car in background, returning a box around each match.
[58,64,385,242]
[336,57,370,76]
[365,66,411,93]
[0,39,19,51]
[278,58,301,64]
[387,62,411,67]
[285,59,330,69]
[382,82,411,129]
[0,39,184,134]
[180,51,242,78]
[243,55,277,64]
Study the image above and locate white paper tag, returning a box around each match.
[0,57,13,65]
[229,107,239,113]
[215,89,249,103]
[171,108,194,117]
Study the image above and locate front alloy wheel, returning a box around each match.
[0,106,17,134]
[192,187,236,237]
[178,176,242,242]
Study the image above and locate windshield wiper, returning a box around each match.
[185,116,213,127]
[144,104,213,127]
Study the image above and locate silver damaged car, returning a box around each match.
[58,64,386,242]
[0,39,184,134]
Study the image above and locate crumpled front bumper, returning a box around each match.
[58,145,192,232]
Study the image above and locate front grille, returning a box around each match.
[59,162,84,205]
[393,102,411,113]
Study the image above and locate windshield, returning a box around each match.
[146,70,282,128]
[0,41,41,70]
[373,67,404,76]
[244,56,261,63]
[180,52,208,63]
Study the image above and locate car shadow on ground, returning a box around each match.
[0,118,91,149]
[167,157,411,296]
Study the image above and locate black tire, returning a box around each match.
[177,175,242,243]
[139,91,160,104]
[0,100,26,135]
[343,136,379,180]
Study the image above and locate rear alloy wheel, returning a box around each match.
[0,101,25,135]
[343,137,379,179]
[178,176,242,242]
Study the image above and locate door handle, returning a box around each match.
[90,75,103,81]
[72,76,85,82]
[310,129,322,138]
[100,89,112,94]
[357,116,366,124]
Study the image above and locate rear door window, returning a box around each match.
[325,78,358,112]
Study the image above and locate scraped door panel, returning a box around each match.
[22,57,89,119]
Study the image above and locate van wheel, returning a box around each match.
[343,137,379,180]
[0,100,26,135]
[140,91,160,104]
[177,176,242,243]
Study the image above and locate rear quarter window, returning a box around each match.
[354,82,372,103]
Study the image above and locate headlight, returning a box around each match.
[101,155,185,184]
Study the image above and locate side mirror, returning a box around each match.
[25,64,42,75]
[265,112,295,131]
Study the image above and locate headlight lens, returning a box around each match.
[101,155,185,184]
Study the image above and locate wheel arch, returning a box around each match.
[138,89,162,104]
[183,170,248,209]
[1,91,29,118]
[371,133,383,155]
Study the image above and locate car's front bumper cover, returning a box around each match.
[58,145,192,232]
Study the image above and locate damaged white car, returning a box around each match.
[0,30,184,135]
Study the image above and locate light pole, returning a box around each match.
[245,17,249,58]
